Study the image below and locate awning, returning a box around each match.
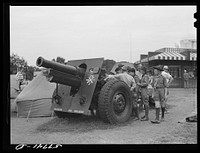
[190,52,197,61]
[149,51,186,61]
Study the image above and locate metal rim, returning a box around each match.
[112,92,126,115]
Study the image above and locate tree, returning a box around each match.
[51,56,65,64]
[102,59,116,73]
[56,56,65,64]
[10,53,28,74]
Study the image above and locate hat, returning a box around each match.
[163,65,169,70]
[118,63,124,68]
[153,65,164,71]
[121,65,129,71]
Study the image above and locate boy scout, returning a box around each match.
[137,66,149,121]
[128,68,140,120]
[151,65,168,124]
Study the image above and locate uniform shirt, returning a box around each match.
[135,71,142,80]
[152,74,168,88]
[183,72,190,80]
[133,74,140,84]
[108,72,136,88]
[16,71,24,81]
[138,74,149,88]
[161,71,173,84]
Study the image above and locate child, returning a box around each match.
[137,66,149,121]
[151,65,168,124]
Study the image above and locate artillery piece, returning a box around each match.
[36,57,133,124]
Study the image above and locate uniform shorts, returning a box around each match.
[141,88,149,106]
[154,88,166,108]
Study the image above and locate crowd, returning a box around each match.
[105,63,173,124]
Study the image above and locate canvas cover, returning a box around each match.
[14,71,56,117]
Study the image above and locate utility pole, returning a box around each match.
[129,33,132,63]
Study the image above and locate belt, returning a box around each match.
[156,87,164,89]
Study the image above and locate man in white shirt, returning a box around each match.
[135,63,143,80]
[161,65,173,114]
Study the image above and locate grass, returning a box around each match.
[36,114,123,134]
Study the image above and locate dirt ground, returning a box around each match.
[10,88,197,145]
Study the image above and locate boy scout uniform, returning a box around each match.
[151,65,168,124]
[137,67,149,121]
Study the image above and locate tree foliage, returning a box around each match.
[10,52,36,80]
[102,59,116,73]
[52,56,65,64]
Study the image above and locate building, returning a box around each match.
[180,39,196,49]
[134,47,197,88]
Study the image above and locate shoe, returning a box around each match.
[140,117,149,121]
[132,117,139,121]
[141,115,146,119]
[151,119,160,124]
[160,117,165,122]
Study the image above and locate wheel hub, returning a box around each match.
[113,93,126,114]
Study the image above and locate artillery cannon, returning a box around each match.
[36,57,133,124]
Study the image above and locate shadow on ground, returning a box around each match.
[35,114,133,134]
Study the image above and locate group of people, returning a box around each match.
[105,63,173,124]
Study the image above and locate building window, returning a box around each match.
[169,66,181,79]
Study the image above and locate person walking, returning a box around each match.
[151,65,168,124]
[183,69,190,89]
[137,66,149,121]
[161,65,173,114]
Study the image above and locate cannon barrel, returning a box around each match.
[36,57,85,77]
[45,69,81,87]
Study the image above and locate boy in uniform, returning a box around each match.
[128,68,140,120]
[137,66,149,121]
[151,65,168,124]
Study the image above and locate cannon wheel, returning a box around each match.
[98,79,132,124]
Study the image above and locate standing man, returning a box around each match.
[183,69,190,89]
[135,63,143,80]
[16,67,24,91]
[151,65,168,124]
[128,68,140,120]
[161,66,173,114]
[106,66,136,89]
[137,66,149,121]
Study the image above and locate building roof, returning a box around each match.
[149,51,186,61]
[134,47,197,64]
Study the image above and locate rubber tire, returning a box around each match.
[98,79,133,124]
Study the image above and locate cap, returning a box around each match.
[153,65,164,71]
[118,63,124,68]
[121,65,130,71]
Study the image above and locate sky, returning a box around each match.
[10,6,196,66]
